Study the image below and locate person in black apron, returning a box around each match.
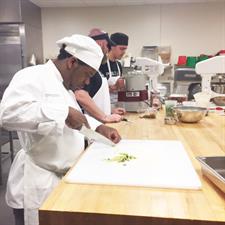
[99,32,129,114]
[75,29,124,123]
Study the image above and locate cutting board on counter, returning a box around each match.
[65,140,201,190]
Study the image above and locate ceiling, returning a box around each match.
[29,0,223,7]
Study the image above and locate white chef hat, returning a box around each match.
[56,34,103,71]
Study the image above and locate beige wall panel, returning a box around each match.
[41,2,225,63]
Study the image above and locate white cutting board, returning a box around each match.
[65,140,201,190]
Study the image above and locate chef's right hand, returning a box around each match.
[95,124,121,144]
[115,78,125,91]
[112,107,126,115]
[66,107,90,130]
[103,114,123,123]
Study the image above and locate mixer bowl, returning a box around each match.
[173,106,207,123]
[211,96,225,106]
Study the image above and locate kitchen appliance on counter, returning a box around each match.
[195,55,225,105]
[174,57,225,101]
[173,66,202,97]
[118,57,165,112]
[118,70,149,112]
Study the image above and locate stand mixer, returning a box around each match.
[195,55,225,106]
[135,57,165,91]
[118,57,165,112]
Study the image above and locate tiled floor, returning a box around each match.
[0,140,21,225]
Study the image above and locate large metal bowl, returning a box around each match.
[173,106,207,123]
[211,96,225,106]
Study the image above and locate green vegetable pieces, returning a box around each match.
[106,153,136,163]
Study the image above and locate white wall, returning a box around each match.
[41,2,225,63]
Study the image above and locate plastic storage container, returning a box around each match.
[158,46,171,64]
[197,55,209,62]
[186,56,197,68]
[142,46,158,60]
[177,56,187,65]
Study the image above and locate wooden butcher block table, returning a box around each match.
[39,111,225,225]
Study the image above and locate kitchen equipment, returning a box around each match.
[79,125,115,147]
[197,156,225,194]
[121,118,133,122]
[212,82,225,94]
[118,57,165,112]
[0,2,43,99]
[118,70,149,112]
[135,57,165,90]
[141,46,158,60]
[193,91,211,108]
[174,66,201,95]
[168,94,187,103]
[124,71,147,91]
[0,24,25,98]
[65,140,201,190]
[173,106,207,123]
[195,56,225,104]
[211,96,225,106]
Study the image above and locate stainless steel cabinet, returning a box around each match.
[0,24,25,98]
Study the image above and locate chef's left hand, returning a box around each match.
[95,124,121,144]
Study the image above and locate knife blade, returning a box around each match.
[79,125,116,147]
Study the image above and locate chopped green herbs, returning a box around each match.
[106,153,136,163]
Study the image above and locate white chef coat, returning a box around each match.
[92,71,111,115]
[0,60,100,225]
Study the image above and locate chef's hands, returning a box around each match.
[66,107,90,130]
[109,78,125,92]
[102,114,123,123]
[115,78,125,91]
[112,107,126,115]
[95,124,121,144]
[66,107,121,143]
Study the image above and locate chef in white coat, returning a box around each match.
[0,34,121,225]
[75,28,124,123]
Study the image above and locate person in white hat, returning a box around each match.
[0,34,121,225]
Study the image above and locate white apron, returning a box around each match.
[106,59,121,106]
[92,72,111,115]
[106,59,121,86]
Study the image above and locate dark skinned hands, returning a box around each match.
[66,107,90,130]
[66,107,121,144]
[95,124,121,144]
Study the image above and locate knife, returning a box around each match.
[121,118,133,122]
[79,125,116,147]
